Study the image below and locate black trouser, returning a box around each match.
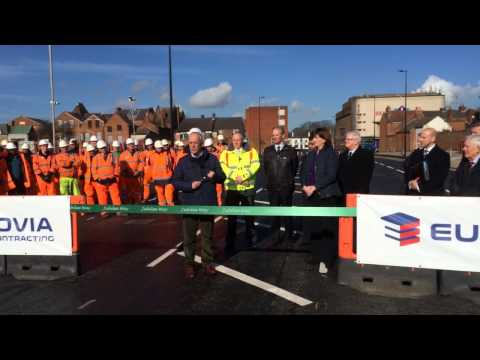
[225,190,255,249]
[182,215,214,265]
[267,187,294,238]
[8,181,26,195]
[302,194,339,268]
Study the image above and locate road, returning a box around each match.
[1,155,479,314]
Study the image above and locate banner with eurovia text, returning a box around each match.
[0,196,72,256]
[357,194,480,272]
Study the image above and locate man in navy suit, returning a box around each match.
[451,135,480,196]
[404,128,450,195]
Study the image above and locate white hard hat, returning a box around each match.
[6,142,16,150]
[188,127,202,135]
[145,138,153,146]
[69,138,76,145]
[134,139,139,146]
[154,140,162,149]
[59,140,68,148]
[175,140,183,147]
[112,140,120,147]
[161,139,169,146]
[97,140,107,149]
[39,139,49,146]
[21,143,29,150]
[1,140,8,147]
[82,142,88,148]
[48,143,54,149]
[204,138,214,147]
[86,144,95,152]
[125,138,134,145]
[89,135,98,142]
[217,134,225,141]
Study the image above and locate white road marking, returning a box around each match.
[379,163,385,166]
[294,190,302,194]
[77,299,96,310]
[254,200,270,205]
[295,182,302,186]
[256,188,264,194]
[147,242,183,268]
[387,166,394,169]
[214,216,223,223]
[396,169,405,174]
[86,216,95,221]
[176,253,313,307]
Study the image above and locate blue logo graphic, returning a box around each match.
[381,212,420,246]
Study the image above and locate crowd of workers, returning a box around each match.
[2,122,480,279]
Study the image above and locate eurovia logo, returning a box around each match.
[381,212,420,246]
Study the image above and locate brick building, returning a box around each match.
[245,106,288,153]
[379,106,477,153]
[10,116,52,140]
[177,114,244,142]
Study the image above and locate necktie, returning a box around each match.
[276,145,280,153]
[348,151,352,159]
[423,149,429,158]
[470,161,475,169]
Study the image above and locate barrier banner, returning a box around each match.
[357,194,480,272]
[0,196,72,256]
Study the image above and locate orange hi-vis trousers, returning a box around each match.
[121,177,142,204]
[154,184,174,206]
[93,182,121,206]
[84,181,96,205]
[35,175,58,195]
[216,183,223,206]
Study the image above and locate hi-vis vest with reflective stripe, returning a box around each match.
[220,147,260,191]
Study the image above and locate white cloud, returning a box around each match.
[232,112,243,117]
[291,100,303,112]
[189,82,233,108]
[159,88,170,101]
[0,94,29,102]
[417,75,480,106]
[131,80,152,93]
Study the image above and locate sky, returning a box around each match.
[1,45,480,129]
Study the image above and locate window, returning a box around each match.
[278,109,286,116]
[107,126,112,133]
[117,125,122,131]
[278,119,286,126]
[95,120,100,128]
[69,120,74,127]
[88,121,92,129]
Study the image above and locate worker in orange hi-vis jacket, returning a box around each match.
[0,156,16,195]
[140,138,155,202]
[204,138,223,206]
[32,139,58,195]
[54,140,82,196]
[215,134,228,156]
[20,143,37,195]
[119,138,144,204]
[81,144,97,205]
[148,139,175,206]
[91,140,121,211]
[174,140,187,167]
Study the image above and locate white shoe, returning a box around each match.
[319,262,328,274]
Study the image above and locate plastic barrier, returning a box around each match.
[0,256,5,276]
[4,196,82,281]
[336,194,438,298]
[439,270,480,301]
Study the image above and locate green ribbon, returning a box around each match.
[70,204,356,217]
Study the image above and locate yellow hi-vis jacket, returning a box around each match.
[220,147,260,191]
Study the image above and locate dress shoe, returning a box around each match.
[203,263,217,276]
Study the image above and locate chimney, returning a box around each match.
[212,113,216,120]
[459,104,466,112]
[201,115,205,119]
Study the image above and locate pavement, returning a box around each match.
[1,158,479,314]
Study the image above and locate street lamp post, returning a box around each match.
[168,45,175,141]
[258,96,265,151]
[399,69,408,158]
[128,96,136,138]
[48,45,58,147]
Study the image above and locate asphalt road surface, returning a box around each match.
[1,155,479,315]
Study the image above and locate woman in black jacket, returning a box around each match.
[300,128,342,274]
